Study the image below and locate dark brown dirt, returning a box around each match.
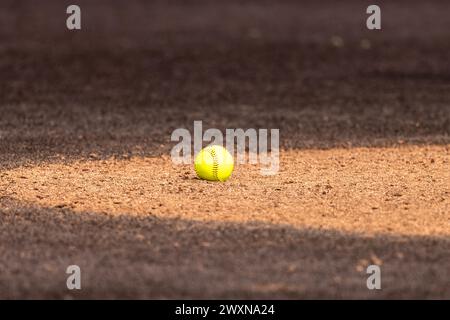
[0,0,449,299]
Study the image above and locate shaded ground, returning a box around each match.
[0,0,449,298]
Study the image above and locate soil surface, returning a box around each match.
[0,0,449,299]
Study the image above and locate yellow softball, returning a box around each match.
[194,145,234,181]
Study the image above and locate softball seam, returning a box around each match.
[209,148,219,180]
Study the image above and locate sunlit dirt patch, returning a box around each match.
[1,146,449,237]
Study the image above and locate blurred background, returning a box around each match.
[0,0,449,166]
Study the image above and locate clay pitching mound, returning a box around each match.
[1,146,449,299]
[1,0,449,299]
[2,147,449,237]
